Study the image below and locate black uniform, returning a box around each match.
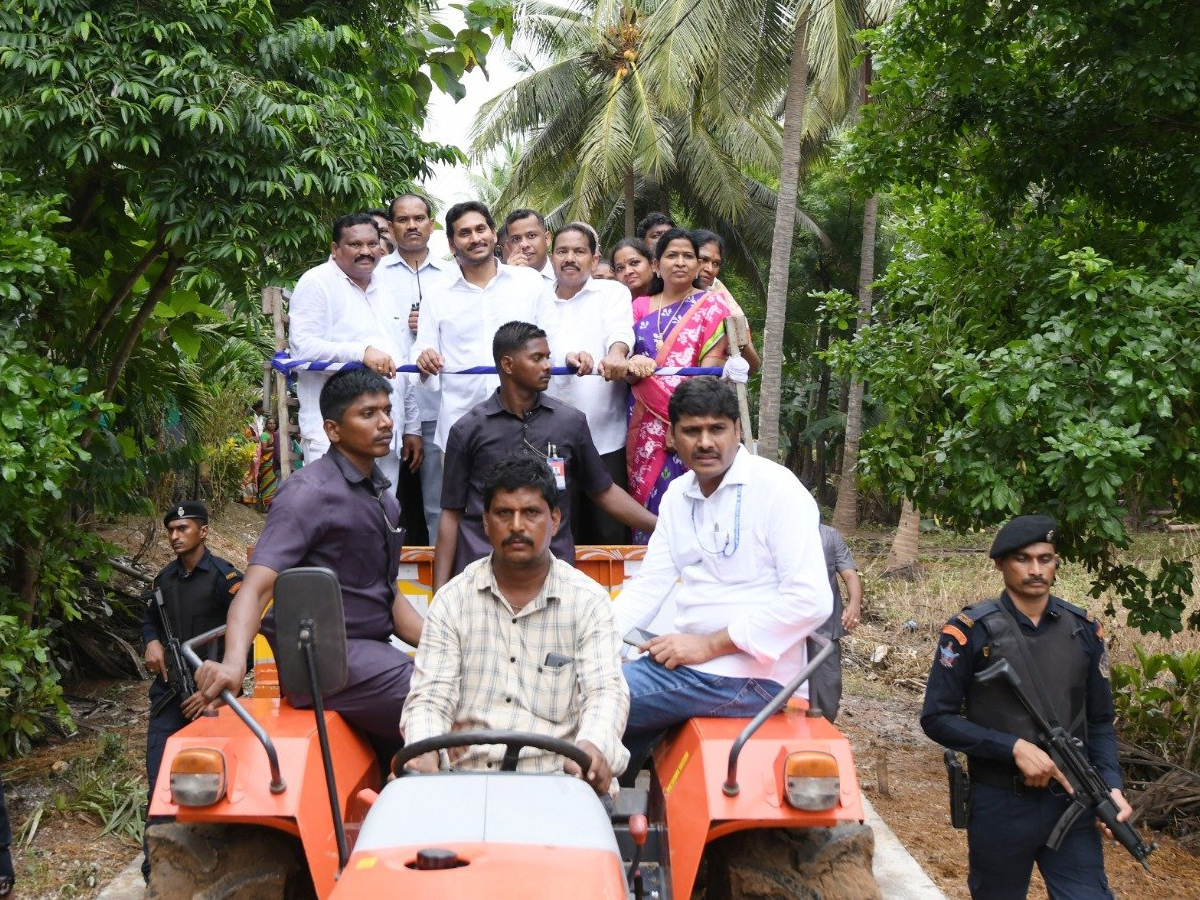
[141,548,241,877]
[921,592,1119,900]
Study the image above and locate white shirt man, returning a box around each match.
[289,213,420,488]
[540,223,636,544]
[413,202,545,451]
[502,209,555,283]
[610,376,831,777]
[376,194,457,539]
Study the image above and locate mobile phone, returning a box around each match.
[622,627,658,648]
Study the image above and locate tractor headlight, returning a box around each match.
[783,751,839,811]
[170,748,227,807]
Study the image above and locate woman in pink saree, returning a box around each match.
[625,229,731,542]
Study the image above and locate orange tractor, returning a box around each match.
[148,564,878,900]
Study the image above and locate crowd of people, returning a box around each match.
[132,196,1132,899]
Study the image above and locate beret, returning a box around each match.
[989,515,1056,559]
[164,500,209,526]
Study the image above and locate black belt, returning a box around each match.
[969,767,1048,794]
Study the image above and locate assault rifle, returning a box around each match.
[147,587,198,717]
[974,658,1155,871]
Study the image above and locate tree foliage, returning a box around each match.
[841,0,1200,633]
[0,0,511,752]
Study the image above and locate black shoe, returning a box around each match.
[0,874,15,897]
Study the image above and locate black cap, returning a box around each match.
[989,515,1056,559]
[164,501,209,527]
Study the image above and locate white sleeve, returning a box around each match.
[611,494,682,635]
[288,273,368,363]
[725,479,832,662]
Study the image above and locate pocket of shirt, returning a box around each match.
[522,659,576,724]
[335,530,388,589]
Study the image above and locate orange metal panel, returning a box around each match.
[655,712,865,900]
[331,842,627,900]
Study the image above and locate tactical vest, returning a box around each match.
[965,598,1090,767]
[157,558,230,661]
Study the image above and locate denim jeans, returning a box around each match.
[620,657,784,781]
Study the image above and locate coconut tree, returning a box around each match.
[758,0,895,461]
[471,0,830,261]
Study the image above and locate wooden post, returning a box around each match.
[724,314,756,454]
[263,286,293,480]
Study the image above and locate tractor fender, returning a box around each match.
[654,709,864,900]
[149,697,379,898]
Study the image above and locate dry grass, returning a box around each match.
[845,530,1200,676]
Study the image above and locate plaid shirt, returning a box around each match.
[401,555,630,776]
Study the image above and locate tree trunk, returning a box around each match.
[103,254,183,402]
[757,7,810,462]
[84,238,167,351]
[624,167,635,237]
[885,498,920,573]
[813,322,831,505]
[831,193,879,534]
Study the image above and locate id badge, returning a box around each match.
[547,456,566,491]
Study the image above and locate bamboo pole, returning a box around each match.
[263,286,293,480]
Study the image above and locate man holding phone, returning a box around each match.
[401,453,629,795]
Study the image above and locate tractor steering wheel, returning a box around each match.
[391,729,593,778]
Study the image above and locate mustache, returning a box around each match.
[503,535,532,546]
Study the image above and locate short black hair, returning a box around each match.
[366,207,391,223]
[668,375,739,425]
[653,226,698,261]
[692,229,725,256]
[504,208,546,230]
[319,368,393,423]
[493,320,547,365]
[554,222,597,255]
[483,452,559,512]
[333,212,379,243]
[390,193,433,218]
[609,236,652,266]
[446,200,496,235]
[636,212,675,239]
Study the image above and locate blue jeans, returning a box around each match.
[621,658,784,777]
[967,782,1113,899]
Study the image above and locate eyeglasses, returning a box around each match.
[375,487,406,537]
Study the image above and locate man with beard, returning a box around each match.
[433,321,655,591]
[412,201,546,452]
[288,212,421,489]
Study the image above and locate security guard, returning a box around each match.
[140,501,242,880]
[920,515,1131,899]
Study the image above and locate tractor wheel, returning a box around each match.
[702,824,881,900]
[146,822,317,900]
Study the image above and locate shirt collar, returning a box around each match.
[550,276,598,302]
[324,258,377,292]
[326,444,391,492]
[681,445,751,500]
[169,547,214,577]
[483,389,549,419]
[473,554,563,614]
[381,249,450,274]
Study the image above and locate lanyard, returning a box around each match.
[691,484,742,557]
